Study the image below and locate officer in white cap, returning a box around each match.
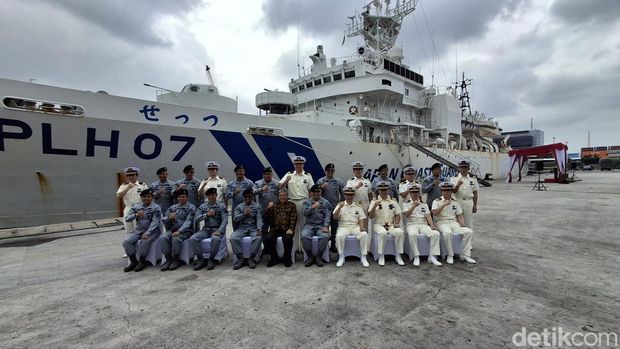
[116,167,149,236]
[345,161,372,213]
[332,187,370,267]
[401,184,442,266]
[369,181,405,266]
[198,161,228,206]
[432,182,476,264]
[280,156,314,250]
[398,165,417,202]
[450,160,479,230]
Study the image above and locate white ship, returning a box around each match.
[0,0,508,228]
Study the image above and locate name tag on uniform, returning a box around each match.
[421,208,426,212]
[354,211,359,215]
[451,205,457,211]
[469,181,474,185]
[217,184,222,187]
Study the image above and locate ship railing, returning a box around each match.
[2,96,84,117]
[247,125,284,136]
[434,147,482,177]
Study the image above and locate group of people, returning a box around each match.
[117,157,480,273]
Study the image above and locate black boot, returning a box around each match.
[267,255,280,267]
[315,253,324,267]
[193,258,208,271]
[233,255,245,270]
[305,255,315,267]
[161,255,172,271]
[206,258,216,270]
[124,255,138,272]
[169,256,181,270]
[134,256,147,272]
[248,255,256,269]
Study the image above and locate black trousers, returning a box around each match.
[329,218,339,249]
[263,229,294,262]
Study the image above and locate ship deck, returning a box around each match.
[1,172,618,348]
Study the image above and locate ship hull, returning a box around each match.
[0,79,508,228]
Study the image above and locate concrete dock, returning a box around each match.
[1,172,619,348]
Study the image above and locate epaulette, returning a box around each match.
[139,182,145,185]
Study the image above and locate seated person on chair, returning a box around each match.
[263,189,297,268]
[190,188,228,271]
[160,189,196,271]
[301,184,332,267]
[369,181,405,266]
[122,189,162,272]
[431,182,476,265]
[231,188,263,270]
[332,186,370,267]
[402,184,442,267]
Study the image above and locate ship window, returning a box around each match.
[298,85,305,91]
[292,87,298,93]
[306,81,313,88]
[333,73,342,81]
[248,125,284,136]
[344,70,356,78]
[3,97,85,117]
[314,79,322,86]
[323,76,331,83]
[382,79,392,86]
[189,85,199,92]
[405,88,409,96]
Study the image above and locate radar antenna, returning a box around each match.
[345,0,418,54]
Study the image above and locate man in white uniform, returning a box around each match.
[450,160,479,230]
[198,161,227,205]
[332,187,370,267]
[432,182,476,265]
[398,165,417,202]
[116,166,149,235]
[368,181,405,266]
[402,184,442,267]
[280,156,314,250]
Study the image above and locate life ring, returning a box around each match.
[348,106,358,115]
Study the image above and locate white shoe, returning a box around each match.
[413,256,420,267]
[361,255,369,268]
[123,253,127,258]
[336,255,345,267]
[378,255,385,266]
[395,254,404,266]
[461,256,477,264]
[447,256,454,265]
[429,255,442,266]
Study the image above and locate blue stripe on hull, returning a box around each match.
[210,130,264,181]
[252,135,323,181]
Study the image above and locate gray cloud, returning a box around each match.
[30,0,201,47]
[551,0,620,25]
[0,0,210,99]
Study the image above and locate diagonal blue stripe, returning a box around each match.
[252,135,324,181]
[210,130,264,181]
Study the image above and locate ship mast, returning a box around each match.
[344,0,418,60]
[205,65,215,85]
[457,72,472,119]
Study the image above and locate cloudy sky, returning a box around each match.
[1,0,618,151]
